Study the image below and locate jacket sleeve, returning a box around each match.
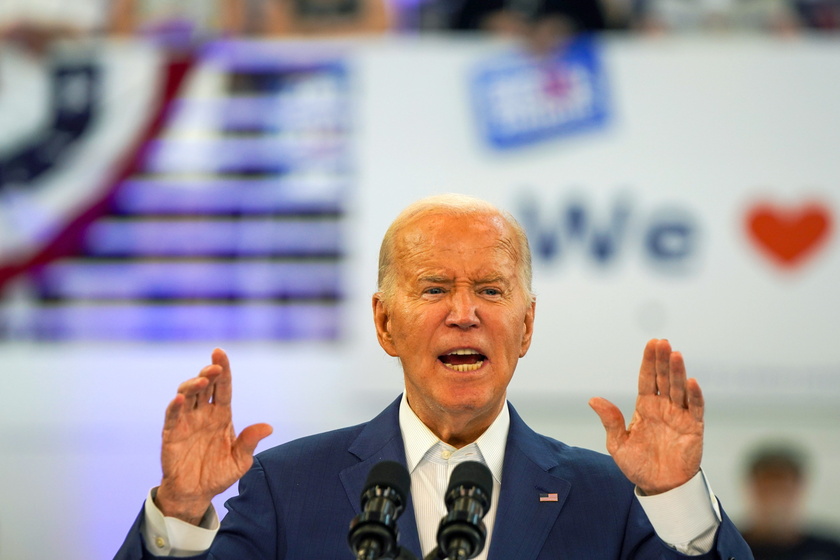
[112,458,278,560]
[112,508,211,560]
[644,507,754,560]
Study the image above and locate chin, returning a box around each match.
[438,389,497,414]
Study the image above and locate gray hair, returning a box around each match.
[376,193,534,303]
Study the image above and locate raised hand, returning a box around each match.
[155,348,273,524]
[589,339,704,495]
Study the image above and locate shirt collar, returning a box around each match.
[398,393,510,484]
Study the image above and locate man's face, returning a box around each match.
[748,467,804,531]
[373,211,535,435]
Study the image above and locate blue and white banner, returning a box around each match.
[471,36,610,149]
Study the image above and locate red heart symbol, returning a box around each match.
[746,202,833,268]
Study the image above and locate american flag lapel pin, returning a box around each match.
[539,492,559,502]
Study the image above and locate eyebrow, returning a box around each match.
[476,275,509,285]
[417,275,451,284]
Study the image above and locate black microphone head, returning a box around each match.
[362,460,411,506]
[438,461,493,559]
[349,461,411,560]
[446,461,492,510]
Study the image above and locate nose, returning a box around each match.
[445,289,479,330]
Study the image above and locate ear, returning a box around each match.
[519,299,536,358]
[372,292,399,357]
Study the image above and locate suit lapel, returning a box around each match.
[487,405,571,560]
[338,397,422,558]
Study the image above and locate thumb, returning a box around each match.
[235,423,274,458]
[588,397,626,442]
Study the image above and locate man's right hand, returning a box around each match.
[154,348,273,525]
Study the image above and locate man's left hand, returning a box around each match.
[589,339,704,495]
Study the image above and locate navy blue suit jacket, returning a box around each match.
[116,397,753,560]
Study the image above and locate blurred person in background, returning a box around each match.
[447,0,609,54]
[0,0,106,57]
[111,0,392,39]
[791,0,840,30]
[259,0,392,36]
[109,0,249,44]
[739,442,840,560]
[630,0,801,34]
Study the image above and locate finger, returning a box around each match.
[655,339,671,397]
[589,397,627,452]
[176,376,211,400]
[176,374,213,410]
[165,376,211,432]
[210,348,233,406]
[163,393,186,432]
[686,378,705,423]
[195,362,223,409]
[669,351,687,408]
[234,423,274,459]
[638,339,658,395]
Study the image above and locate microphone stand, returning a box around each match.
[424,547,472,560]
[388,545,444,560]
[394,546,421,560]
[361,540,467,559]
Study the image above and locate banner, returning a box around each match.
[348,37,840,401]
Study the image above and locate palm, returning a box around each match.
[162,397,247,501]
[590,339,704,495]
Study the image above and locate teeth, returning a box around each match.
[440,349,485,372]
[443,362,483,372]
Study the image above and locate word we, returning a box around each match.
[515,192,700,272]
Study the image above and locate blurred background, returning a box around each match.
[1,0,839,559]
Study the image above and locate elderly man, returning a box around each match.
[116,194,752,559]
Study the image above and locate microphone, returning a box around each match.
[435,461,493,560]
[348,461,412,560]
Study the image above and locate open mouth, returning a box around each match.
[438,349,487,372]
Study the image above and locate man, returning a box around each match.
[116,194,753,559]
[740,442,840,560]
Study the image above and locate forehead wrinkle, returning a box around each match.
[392,212,523,284]
[395,229,436,264]
[402,232,516,264]
[494,229,520,267]
[415,271,511,286]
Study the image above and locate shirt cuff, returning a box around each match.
[635,470,721,548]
[142,487,219,557]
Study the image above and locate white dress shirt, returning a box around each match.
[142,394,721,557]
[399,393,507,560]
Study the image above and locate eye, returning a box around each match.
[481,287,501,296]
[425,287,445,295]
